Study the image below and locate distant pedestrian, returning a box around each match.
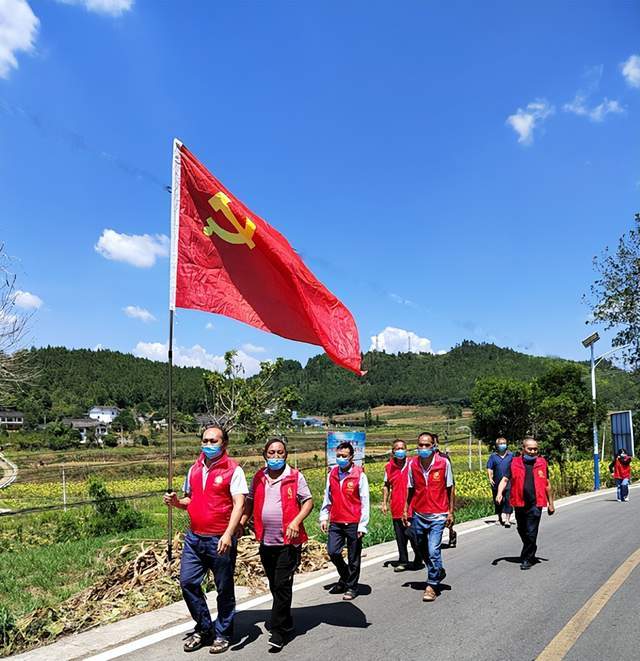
[319,441,370,600]
[403,432,455,602]
[242,439,314,651]
[496,437,555,571]
[164,425,248,654]
[435,434,457,548]
[382,439,422,571]
[609,448,632,502]
[486,437,514,527]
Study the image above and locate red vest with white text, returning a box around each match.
[509,456,548,508]
[409,454,450,515]
[385,459,412,519]
[251,467,308,545]
[328,464,363,524]
[187,453,238,535]
[613,457,632,480]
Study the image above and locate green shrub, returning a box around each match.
[0,604,15,649]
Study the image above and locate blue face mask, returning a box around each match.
[202,444,223,460]
[523,453,537,463]
[417,448,433,458]
[497,444,507,452]
[394,449,407,460]
[336,457,351,469]
[267,458,286,471]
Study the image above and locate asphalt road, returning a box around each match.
[125,489,640,661]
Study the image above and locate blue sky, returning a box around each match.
[1,0,639,375]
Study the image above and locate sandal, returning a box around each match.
[183,631,212,652]
[210,638,230,654]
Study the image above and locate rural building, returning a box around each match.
[88,406,120,424]
[62,418,108,443]
[0,409,24,431]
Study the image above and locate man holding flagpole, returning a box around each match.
[164,425,247,654]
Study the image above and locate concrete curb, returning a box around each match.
[11,482,637,660]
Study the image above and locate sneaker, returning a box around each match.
[438,567,447,581]
[520,561,532,571]
[394,563,409,572]
[268,633,284,651]
[328,582,347,594]
[342,589,357,601]
[422,585,437,602]
[410,560,424,570]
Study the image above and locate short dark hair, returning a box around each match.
[263,437,287,457]
[336,441,354,456]
[200,425,229,444]
[418,431,436,442]
[392,438,406,447]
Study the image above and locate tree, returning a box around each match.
[0,245,34,402]
[586,213,640,368]
[532,364,607,469]
[204,351,300,444]
[471,377,533,445]
[112,409,137,434]
[442,403,463,420]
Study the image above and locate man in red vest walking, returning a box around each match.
[382,439,422,571]
[403,432,455,603]
[319,441,370,601]
[164,425,248,654]
[242,438,313,651]
[496,437,555,570]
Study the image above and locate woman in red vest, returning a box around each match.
[496,437,555,571]
[163,425,248,654]
[382,439,422,571]
[242,439,313,651]
[319,441,370,601]
[609,448,632,502]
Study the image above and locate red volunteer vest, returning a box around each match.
[385,459,412,519]
[251,467,308,545]
[328,464,363,524]
[187,453,239,535]
[409,454,450,515]
[509,456,548,508]
[613,457,632,480]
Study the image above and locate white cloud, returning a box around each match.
[123,305,155,323]
[95,229,169,268]
[369,327,434,354]
[13,289,42,309]
[0,0,39,79]
[389,293,417,308]
[506,99,554,145]
[56,0,133,16]
[94,343,105,350]
[205,322,214,330]
[241,342,266,354]
[621,54,640,88]
[563,94,624,122]
[134,341,264,377]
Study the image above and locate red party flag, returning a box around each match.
[169,140,363,375]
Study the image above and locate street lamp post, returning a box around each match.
[582,333,633,491]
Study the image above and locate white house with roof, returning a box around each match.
[88,406,120,424]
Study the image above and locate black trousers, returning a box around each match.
[259,544,301,637]
[492,484,513,516]
[327,522,362,591]
[392,518,421,564]
[515,506,542,563]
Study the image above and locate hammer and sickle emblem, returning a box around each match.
[203,192,256,249]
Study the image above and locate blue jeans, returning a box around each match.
[616,478,630,501]
[180,531,237,641]
[412,513,446,587]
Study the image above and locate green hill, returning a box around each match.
[9,341,640,425]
